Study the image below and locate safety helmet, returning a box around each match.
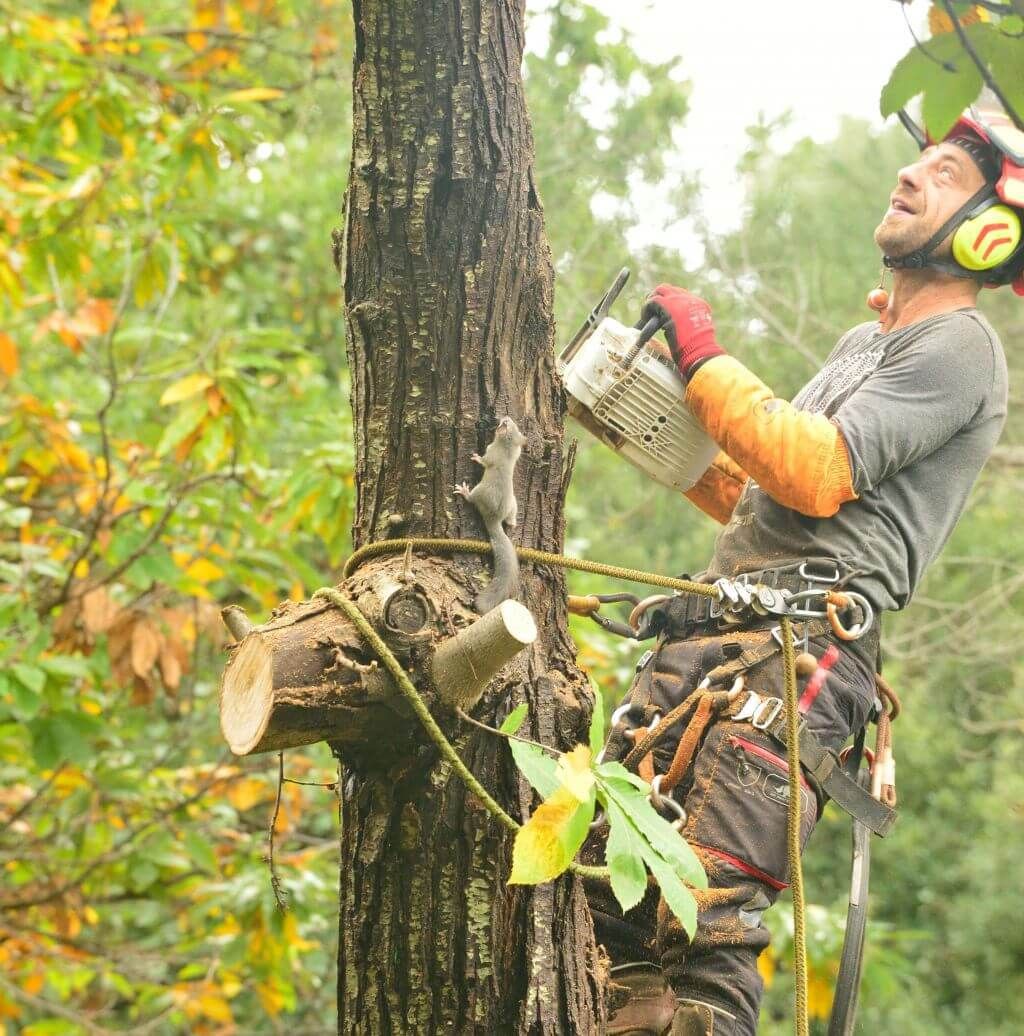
[887,106,1024,296]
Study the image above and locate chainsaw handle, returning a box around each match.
[623,315,668,368]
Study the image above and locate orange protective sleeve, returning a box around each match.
[685,356,857,519]
[683,452,749,524]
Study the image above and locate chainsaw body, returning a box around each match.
[557,271,718,492]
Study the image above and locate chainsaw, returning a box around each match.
[557,267,718,491]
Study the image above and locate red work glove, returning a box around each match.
[641,284,725,380]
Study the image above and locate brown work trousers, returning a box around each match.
[583,628,877,1036]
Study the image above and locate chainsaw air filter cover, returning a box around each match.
[559,317,718,492]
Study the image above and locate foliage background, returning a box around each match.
[1,1,1022,1033]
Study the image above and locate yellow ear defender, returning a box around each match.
[951,203,1023,271]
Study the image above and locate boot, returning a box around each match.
[605,963,677,1035]
[667,998,738,1036]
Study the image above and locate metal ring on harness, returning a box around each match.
[629,594,671,630]
[649,774,687,830]
[624,711,663,741]
[596,705,662,765]
[827,591,874,642]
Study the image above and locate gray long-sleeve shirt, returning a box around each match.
[705,309,1008,614]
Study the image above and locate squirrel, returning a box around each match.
[454,416,527,614]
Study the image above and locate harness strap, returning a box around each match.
[703,619,831,687]
[759,712,897,838]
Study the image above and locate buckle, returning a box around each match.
[751,696,784,730]
[799,561,842,585]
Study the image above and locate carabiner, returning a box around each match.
[827,591,874,641]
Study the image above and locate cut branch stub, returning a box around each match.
[218,598,396,757]
[431,599,537,710]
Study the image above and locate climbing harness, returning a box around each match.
[331,537,900,1036]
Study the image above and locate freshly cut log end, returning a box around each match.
[432,599,538,710]
[220,635,275,755]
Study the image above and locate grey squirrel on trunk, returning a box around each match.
[454,416,527,614]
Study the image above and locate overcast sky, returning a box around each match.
[572,0,920,260]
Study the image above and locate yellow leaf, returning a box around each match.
[184,557,225,584]
[160,373,214,406]
[226,777,267,812]
[757,946,776,988]
[89,0,117,29]
[197,993,233,1023]
[223,87,285,103]
[83,905,99,925]
[22,972,44,996]
[60,116,77,149]
[508,786,583,885]
[807,967,834,1020]
[0,333,17,377]
[282,913,317,951]
[555,744,595,802]
[255,978,286,1016]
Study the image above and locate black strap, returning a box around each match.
[764,714,897,837]
[883,182,996,276]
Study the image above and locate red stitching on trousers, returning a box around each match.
[693,843,789,891]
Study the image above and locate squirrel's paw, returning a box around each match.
[453,482,471,499]
[470,453,485,466]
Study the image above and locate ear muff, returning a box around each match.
[952,203,1023,271]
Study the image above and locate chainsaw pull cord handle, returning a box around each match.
[624,314,670,368]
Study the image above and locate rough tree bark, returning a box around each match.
[335,0,604,1032]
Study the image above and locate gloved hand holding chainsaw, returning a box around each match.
[640,281,857,520]
[640,284,725,380]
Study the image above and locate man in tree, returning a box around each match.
[589,108,1023,1035]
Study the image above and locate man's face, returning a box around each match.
[874,141,988,259]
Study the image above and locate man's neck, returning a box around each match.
[879,269,980,333]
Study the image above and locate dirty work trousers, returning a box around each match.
[583,629,878,1035]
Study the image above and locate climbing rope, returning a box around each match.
[341,536,718,596]
[328,537,809,1034]
[780,615,809,1036]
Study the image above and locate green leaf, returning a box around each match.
[986,29,1024,119]
[596,760,651,793]
[155,397,206,457]
[921,61,982,141]
[500,702,528,735]
[604,795,648,913]
[12,663,46,694]
[639,838,698,939]
[27,711,101,769]
[7,679,43,721]
[599,776,707,889]
[184,829,219,875]
[588,694,605,756]
[509,738,561,800]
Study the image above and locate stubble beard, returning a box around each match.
[874,211,930,259]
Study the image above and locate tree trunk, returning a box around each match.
[336,0,604,1032]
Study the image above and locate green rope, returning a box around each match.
[780,616,809,1036]
[312,587,608,882]
[341,537,717,597]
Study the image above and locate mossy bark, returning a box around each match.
[337,0,603,1032]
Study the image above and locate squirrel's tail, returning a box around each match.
[474,521,520,614]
